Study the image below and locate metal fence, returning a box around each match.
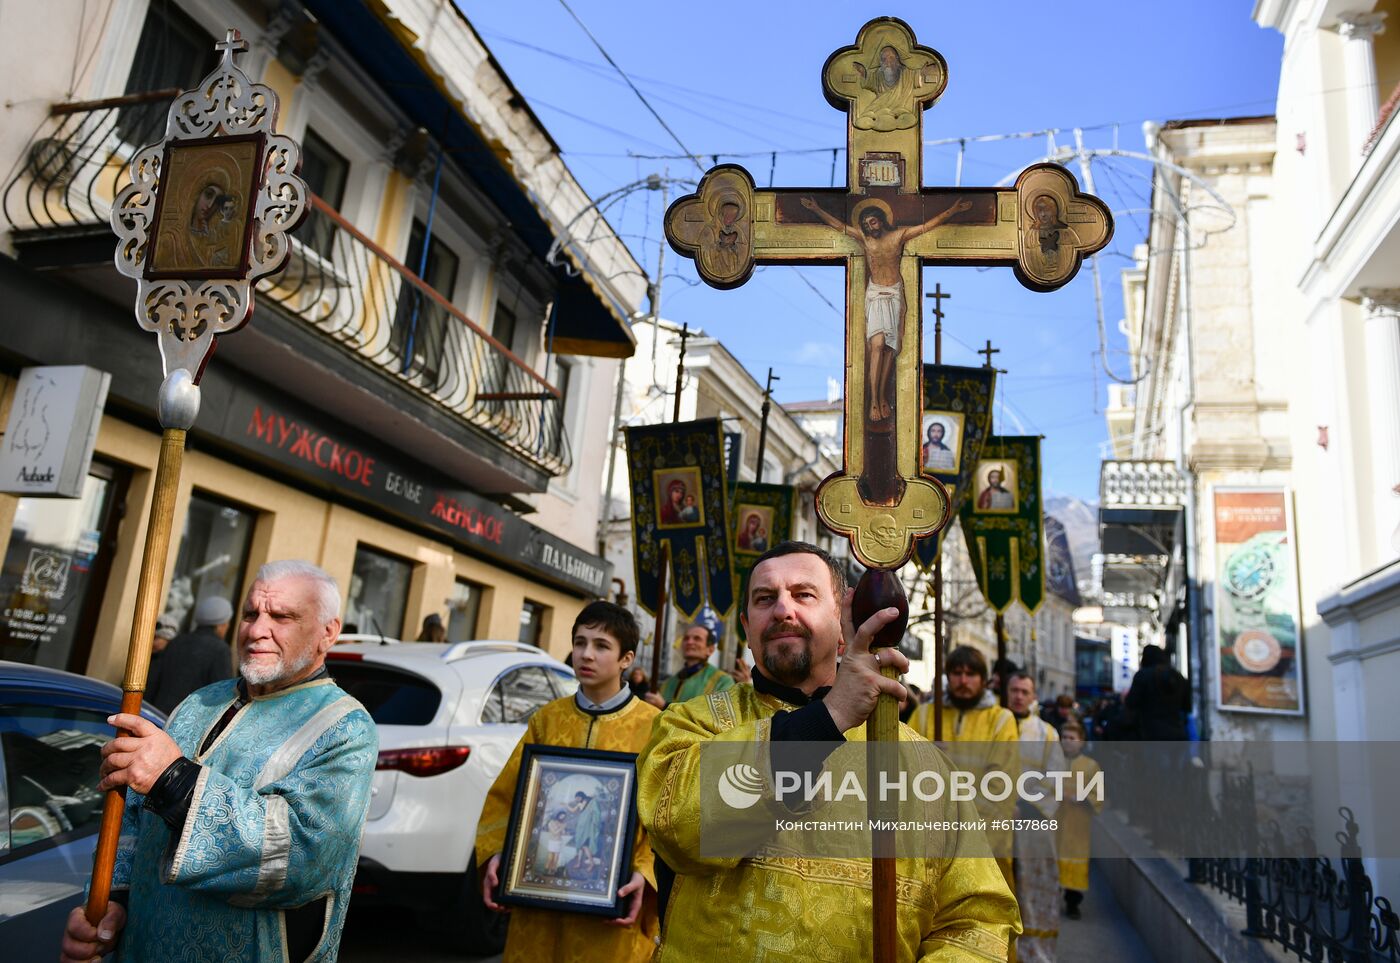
[2,92,570,475]
[1104,747,1400,963]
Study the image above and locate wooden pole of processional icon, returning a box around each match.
[86,378,196,922]
[650,323,692,688]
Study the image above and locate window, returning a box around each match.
[549,669,579,698]
[1,705,111,854]
[162,492,256,641]
[481,666,555,724]
[392,219,460,383]
[345,545,412,639]
[298,128,350,258]
[118,3,215,145]
[550,360,573,452]
[518,600,547,647]
[324,661,441,726]
[0,466,124,672]
[488,301,520,395]
[447,578,483,641]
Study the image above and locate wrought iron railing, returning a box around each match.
[1101,744,1400,963]
[2,92,570,475]
[1188,803,1400,963]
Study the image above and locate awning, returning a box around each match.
[303,0,636,358]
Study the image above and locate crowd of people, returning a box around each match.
[63,539,1193,962]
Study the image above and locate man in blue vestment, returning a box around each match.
[60,560,378,963]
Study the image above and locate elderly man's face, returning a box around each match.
[880,46,898,69]
[238,577,339,691]
[741,552,841,690]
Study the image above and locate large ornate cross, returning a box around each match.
[666,17,1111,569]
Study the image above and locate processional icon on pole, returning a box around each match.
[87,28,308,925]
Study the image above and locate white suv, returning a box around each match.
[326,639,576,954]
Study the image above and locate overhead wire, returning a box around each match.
[555,0,706,174]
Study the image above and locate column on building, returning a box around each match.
[1337,10,1388,157]
[1359,289,1400,560]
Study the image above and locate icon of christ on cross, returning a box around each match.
[797,194,971,425]
[664,16,1111,570]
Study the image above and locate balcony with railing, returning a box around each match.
[2,91,570,477]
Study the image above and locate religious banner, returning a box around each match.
[729,481,797,639]
[625,419,736,620]
[913,363,995,568]
[1210,487,1304,715]
[960,435,1044,613]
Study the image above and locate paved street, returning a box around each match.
[1058,863,1156,962]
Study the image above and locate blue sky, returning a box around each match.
[457,1,1283,501]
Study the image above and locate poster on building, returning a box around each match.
[0,366,110,498]
[1211,487,1304,715]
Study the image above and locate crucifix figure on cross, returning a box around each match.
[665,16,1111,569]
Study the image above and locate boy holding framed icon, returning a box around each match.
[476,601,660,962]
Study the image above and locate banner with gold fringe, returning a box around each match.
[729,481,797,639]
[914,363,997,569]
[625,418,736,619]
[960,435,1044,614]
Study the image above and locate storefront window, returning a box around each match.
[518,599,546,647]
[345,545,411,639]
[447,578,483,641]
[162,492,256,639]
[0,466,122,672]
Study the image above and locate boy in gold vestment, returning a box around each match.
[477,601,661,963]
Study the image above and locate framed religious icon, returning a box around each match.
[920,411,963,473]
[653,466,705,529]
[733,504,775,555]
[973,459,1018,514]
[145,134,265,280]
[497,745,638,917]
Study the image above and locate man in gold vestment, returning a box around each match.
[909,646,1020,892]
[639,541,1020,961]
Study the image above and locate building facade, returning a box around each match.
[0,0,644,674]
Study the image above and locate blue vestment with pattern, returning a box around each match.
[110,676,377,961]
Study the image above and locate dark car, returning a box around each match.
[0,661,165,959]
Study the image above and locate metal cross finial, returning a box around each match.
[216,28,249,59]
[925,282,952,322]
[978,339,1000,368]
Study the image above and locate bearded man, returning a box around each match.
[910,645,1020,892]
[638,541,1019,961]
[61,560,377,963]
